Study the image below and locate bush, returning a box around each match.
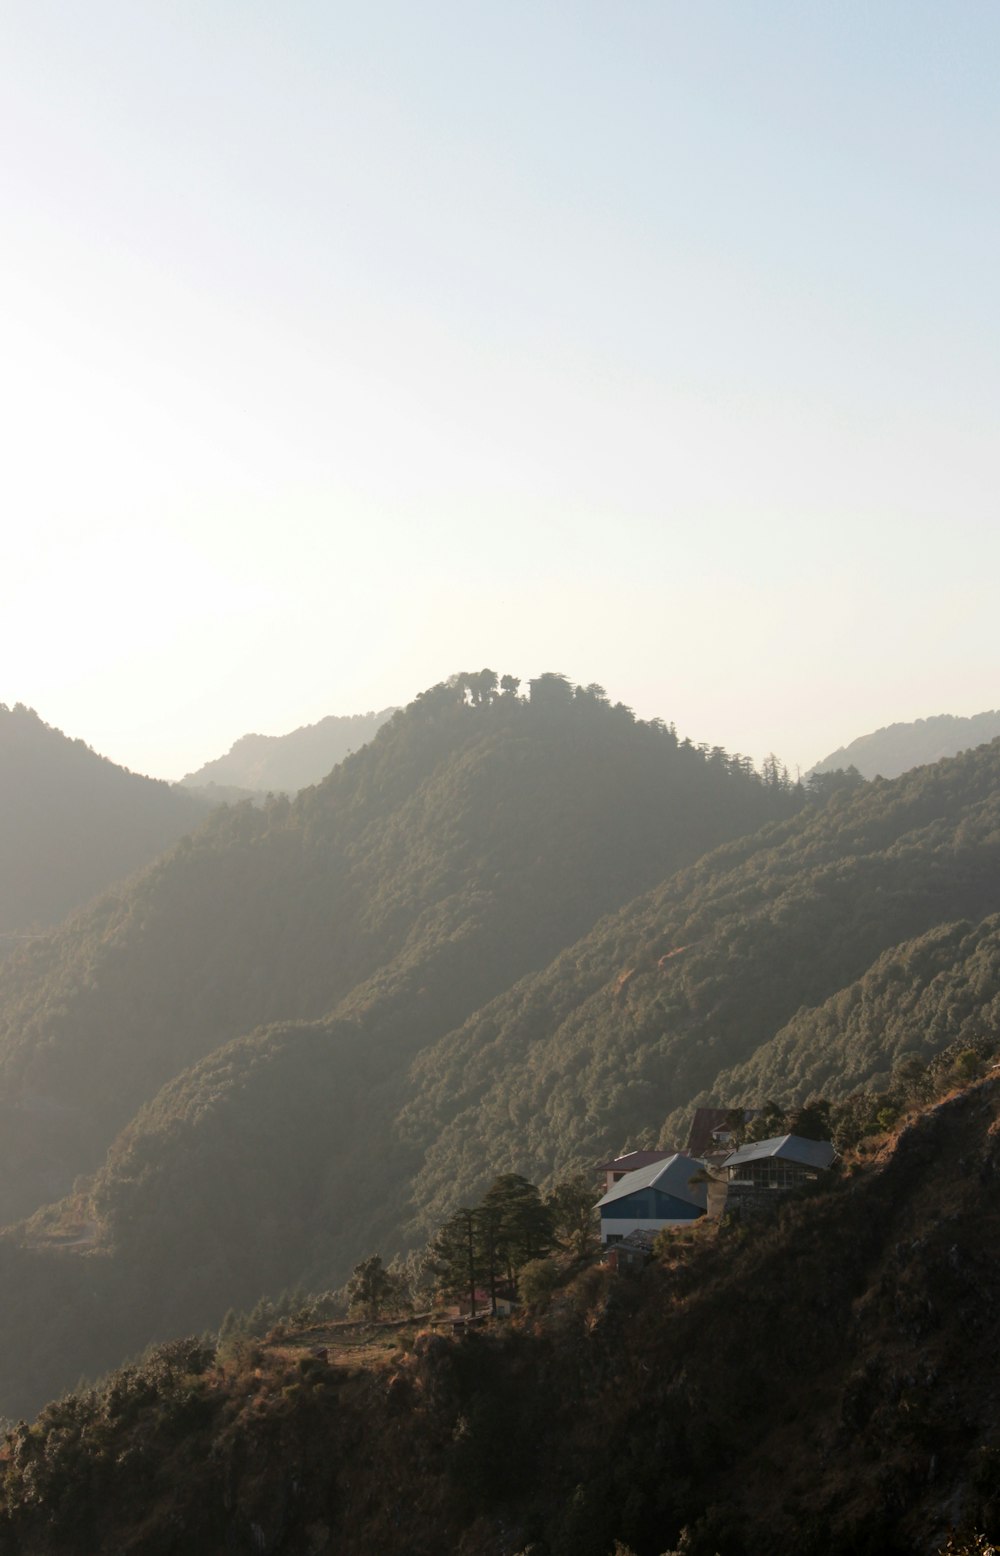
[518,1258,562,1308]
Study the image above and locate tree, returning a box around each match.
[528,672,573,710]
[786,1096,833,1141]
[547,1174,598,1258]
[472,668,499,706]
[743,1100,784,1143]
[480,1174,553,1291]
[518,1256,561,1307]
[806,765,865,801]
[345,1254,403,1323]
[429,1207,481,1314]
[761,752,791,791]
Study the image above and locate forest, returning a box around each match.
[0,703,209,937]
[0,1051,997,1556]
[0,669,999,1536]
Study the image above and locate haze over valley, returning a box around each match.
[3,2,1000,1552]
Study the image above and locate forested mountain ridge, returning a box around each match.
[180,706,397,794]
[0,702,210,938]
[402,736,1000,1221]
[3,1071,998,1556]
[811,707,1000,780]
[0,674,796,1417]
[12,725,1000,1425]
[0,675,783,1227]
[9,686,1000,1429]
[685,913,1000,1116]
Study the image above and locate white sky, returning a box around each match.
[3,1,998,779]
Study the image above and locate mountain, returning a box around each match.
[7,686,1000,1426]
[811,708,1000,780]
[0,703,210,939]
[402,737,1000,1225]
[0,673,793,1417]
[180,707,397,794]
[2,1070,998,1555]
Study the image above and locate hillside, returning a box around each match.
[402,737,1000,1223]
[0,703,209,938]
[684,913,1000,1114]
[2,1072,998,1555]
[0,674,792,1418]
[9,695,1000,1429]
[0,676,781,1227]
[4,728,1000,1427]
[180,707,397,794]
[811,709,1000,780]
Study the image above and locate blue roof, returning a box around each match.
[595,1153,707,1212]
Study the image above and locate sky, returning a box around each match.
[3,1,999,779]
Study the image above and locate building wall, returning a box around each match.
[601,1188,703,1220]
[600,1214,702,1243]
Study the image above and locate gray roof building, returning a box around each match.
[596,1153,708,1212]
[722,1134,837,1174]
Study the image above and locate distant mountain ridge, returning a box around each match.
[811,708,1000,780]
[180,707,397,794]
[0,703,210,937]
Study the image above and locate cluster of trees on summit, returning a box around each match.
[424,668,859,798]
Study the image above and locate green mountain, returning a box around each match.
[0,703,209,939]
[403,739,1000,1223]
[0,674,791,1417]
[2,1072,998,1556]
[7,686,1000,1428]
[179,706,397,794]
[811,708,1000,780]
[685,912,1000,1113]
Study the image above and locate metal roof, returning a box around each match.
[595,1153,708,1211]
[721,1134,837,1171]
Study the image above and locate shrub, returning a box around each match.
[519,1257,562,1308]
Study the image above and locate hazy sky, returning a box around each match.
[4,1,998,779]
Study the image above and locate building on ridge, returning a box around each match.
[596,1153,707,1244]
[595,1148,677,1195]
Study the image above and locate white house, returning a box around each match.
[595,1153,707,1244]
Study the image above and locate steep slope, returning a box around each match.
[180,707,396,793]
[23,733,998,1415]
[2,1075,998,1556]
[400,738,1000,1222]
[686,913,1000,1114]
[0,681,781,1228]
[0,703,209,937]
[0,677,793,1417]
[811,708,1000,780]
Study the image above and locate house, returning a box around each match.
[685,1106,760,1159]
[596,1153,707,1244]
[721,1134,837,1189]
[595,1148,676,1195]
[602,1228,658,1271]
